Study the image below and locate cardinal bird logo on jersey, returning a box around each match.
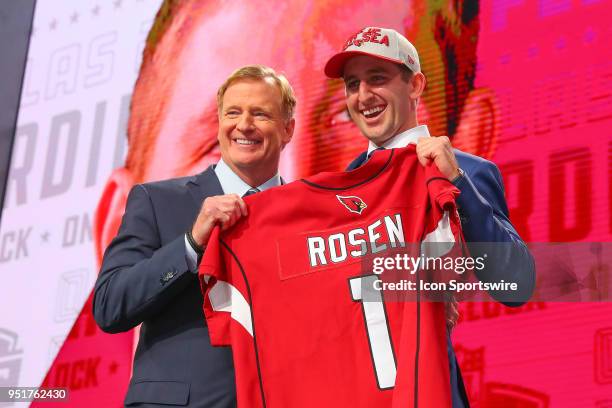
[336,195,367,214]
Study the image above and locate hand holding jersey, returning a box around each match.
[191,194,248,247]
[415,136,461,182]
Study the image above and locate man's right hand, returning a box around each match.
[191,194,248,247]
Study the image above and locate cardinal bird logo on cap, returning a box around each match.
[336,195,367,214]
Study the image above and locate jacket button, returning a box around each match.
[160,270,178,285]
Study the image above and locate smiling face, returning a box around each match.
[342,56,418,146]
[217,78,294,184]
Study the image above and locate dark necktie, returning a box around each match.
[366,147,385,162]
[243,187,261,197]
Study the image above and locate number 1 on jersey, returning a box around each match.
[349,275,397,389]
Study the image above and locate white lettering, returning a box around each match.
[348,228,367,257]
[384,214,405,248]
[307,237,327,267]
[328,233,348,263]
[368,220,387,254]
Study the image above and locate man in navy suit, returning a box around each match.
[324,27,535,407]
[93,65,295,407]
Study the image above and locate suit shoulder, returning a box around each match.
[137,175,194,196]
[453,149,499,173]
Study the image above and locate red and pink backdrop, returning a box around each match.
[0,0,610,406]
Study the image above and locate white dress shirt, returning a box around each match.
[366,124,430,155]
[213,158,281,197]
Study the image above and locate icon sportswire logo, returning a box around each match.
[336,195,367,214]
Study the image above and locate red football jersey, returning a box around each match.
[199,146,462,407]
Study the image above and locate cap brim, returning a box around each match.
[324,50,404,78]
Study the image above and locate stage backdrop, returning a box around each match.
[0,0,610,407]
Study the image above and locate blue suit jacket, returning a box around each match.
[347,149,536,408]
[93,167,236,407]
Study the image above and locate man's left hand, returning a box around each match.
[416,136,460,181]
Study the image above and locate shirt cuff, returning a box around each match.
[451,168,465,186]
[184,234,200,273]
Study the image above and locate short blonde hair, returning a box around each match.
[217,65,297,122]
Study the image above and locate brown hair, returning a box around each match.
[216,65,297,123]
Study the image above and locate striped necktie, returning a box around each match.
[243,187,260,197]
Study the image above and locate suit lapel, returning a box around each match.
[186,166,224,209]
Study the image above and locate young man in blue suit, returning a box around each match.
[93,65,295,407]
[324,27,535,407]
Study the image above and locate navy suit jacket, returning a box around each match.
[93,167,236,407]
[347,149,536,408]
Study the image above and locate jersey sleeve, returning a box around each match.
[199,227,254,346]
[198,228,265,408]
[420,163,468,287]
[422,163,462,250]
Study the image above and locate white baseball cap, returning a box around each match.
[324,27,421,78]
